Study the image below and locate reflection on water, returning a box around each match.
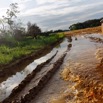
[0,38,69,102]
[66,33,103,81]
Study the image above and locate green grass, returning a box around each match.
[0,33,64,65]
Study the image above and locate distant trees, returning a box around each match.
[27,22,41,39]
[41,29,67,36]
[69,18,102,30]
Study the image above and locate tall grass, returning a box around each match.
[0,33,64,65]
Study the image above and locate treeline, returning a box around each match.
[69,18,103,30]
[41,29,68,36]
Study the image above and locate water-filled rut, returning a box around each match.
[1,33,103,103]
[30,33,103,103]
[49,33,103,103]
[0,38,69,102]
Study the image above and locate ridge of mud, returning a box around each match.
[3,53,67,103]
[0,39,63,82]
[2,51,58,103]
[88,36,103,43]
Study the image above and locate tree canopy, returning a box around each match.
[27,22,41,39]
[69,18,103,30]
[2,3,19,30]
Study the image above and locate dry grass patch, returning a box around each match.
[65,26,101,36]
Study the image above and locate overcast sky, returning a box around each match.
[0,0,103,31]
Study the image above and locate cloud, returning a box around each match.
[18,0,103,31]
[18,4,26,11]
[19,1,75,17]
[12,0,32,4]
[36,0,52,5]
[0,7,8,17]
[20,1,103,17]
[35,0,82,5]
[11,0,32,11]
[1,0,103,31]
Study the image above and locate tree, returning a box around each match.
[27,22,32,31]
[1,3,25,39]
[0,19,5,31]
[2,3,19,32]
[27,23,41,39]
[12,19,26,40]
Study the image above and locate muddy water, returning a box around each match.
[50,33,103,103]
[1,33,103,103]
[0,38,69,102]
[67,34,103,75]
[29,33,103,103]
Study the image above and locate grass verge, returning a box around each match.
[0,33,64,66]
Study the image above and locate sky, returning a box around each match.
[0,0,103,31]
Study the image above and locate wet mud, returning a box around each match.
[50,33,103,103]
[0,38,69,102]
[1,33,103,103]
[0,39,63,83]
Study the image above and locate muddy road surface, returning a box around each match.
[30,33,103,103]
[0,38,69,102]
[1,33,103,103]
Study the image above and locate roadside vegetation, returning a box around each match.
[0,3,64,66]
[0,33,64,66]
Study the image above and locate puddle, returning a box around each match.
[65,34,103,78]
[68,34,100,64]
[1,33,103,103]
[0,38,69,102]
[50,34,103,103]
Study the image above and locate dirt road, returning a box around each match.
[1,33,103,103]
[31,33,103,103]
